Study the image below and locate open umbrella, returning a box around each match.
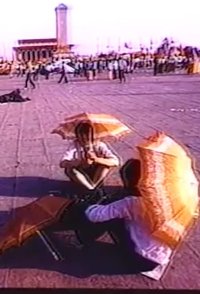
[51,113,132,140]
[137,131,199,249]
[0,196,74,259]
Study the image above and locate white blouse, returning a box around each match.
[85,196,172,265]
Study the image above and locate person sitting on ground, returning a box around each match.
[60,122,120,194]
[79,158,172,273]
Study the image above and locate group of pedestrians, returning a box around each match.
[2,50,199,89]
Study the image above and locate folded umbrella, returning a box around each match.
[51,112,132,140]
[137,131,199,248]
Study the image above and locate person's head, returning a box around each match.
[74,122,94,146]
[120,158,141,196]
[15,89,20,95]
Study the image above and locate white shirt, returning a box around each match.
[85,196,172,265]
[108,62,113,71]
[113,61,119,70]
[118,59,127,70]
[61,140,120,166]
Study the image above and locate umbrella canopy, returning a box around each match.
[137,131,199,249]
[0,196,73,254]
[51,113,132,140]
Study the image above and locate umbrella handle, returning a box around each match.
[36,230,64,261]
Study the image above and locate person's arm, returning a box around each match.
[85,196,137,223]
[93,156,119,167]
[87,142,120,167]
[59,159,81,168]
[59,141,82,168]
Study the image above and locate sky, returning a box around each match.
[0,0,200,58]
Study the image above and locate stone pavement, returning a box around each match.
[0,73,199,289]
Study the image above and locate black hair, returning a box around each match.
[74,122,94,142]
[119,158,141,196]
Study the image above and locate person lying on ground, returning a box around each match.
[60,122,120,193]
[0,89,30,103]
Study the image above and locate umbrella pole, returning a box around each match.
[36,230,64,261]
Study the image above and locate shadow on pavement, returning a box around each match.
[0,176,130,199]
[0,177,69,198]
[0,232,150,278]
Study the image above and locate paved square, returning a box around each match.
[0,73,199,289]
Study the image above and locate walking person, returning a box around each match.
[58,62,68,84]
[24,66,36,89]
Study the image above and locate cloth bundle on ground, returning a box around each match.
[0,89,30,103]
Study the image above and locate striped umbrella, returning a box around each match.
[51,113,132,140]
[137,131,199,249]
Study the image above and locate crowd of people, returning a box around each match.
[0,47,199,88]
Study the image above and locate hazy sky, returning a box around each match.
[0,0,200,58]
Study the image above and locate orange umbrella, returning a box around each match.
[51,113,132,140]
[0,196,74,258]
[137,131,199,249]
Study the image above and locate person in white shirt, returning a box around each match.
[113,60,119,79]
[60,122,120,193]
[82,159,172,272]
[118,58,126,83]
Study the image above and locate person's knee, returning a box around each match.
[98,165,111,176]
[64,166,74,177]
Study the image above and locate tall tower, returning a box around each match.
[55,3,68,50]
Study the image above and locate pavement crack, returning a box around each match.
[13,102,25,197]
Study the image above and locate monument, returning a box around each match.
[13,3,74,62]
[55,4,68,54]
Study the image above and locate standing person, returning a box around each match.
[58,62,68,84]
[118,57,126,83]
[153,54,159,76]
[113,59,118,79]
[33,64,39,81]
[92,60,98,79]
[22,63,26,77]
[60,122,120,194]
[24,66,36,89]
[108,60,113,80]
[16,63,21,77]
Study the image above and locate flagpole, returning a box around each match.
[3,43,6,61]
[118,37,121,53]
[96,38,100,54]
[107,37,110,53]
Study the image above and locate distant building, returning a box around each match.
[13,3,74,62]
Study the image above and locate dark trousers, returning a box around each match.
[25,74,35,88]
[113,69,117,79]
[119,69,126,82]
[45,71,49,80]
[33,72,39,81]
[153,64,158,76]
[58,72,68,83]
[61,204,159,272]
